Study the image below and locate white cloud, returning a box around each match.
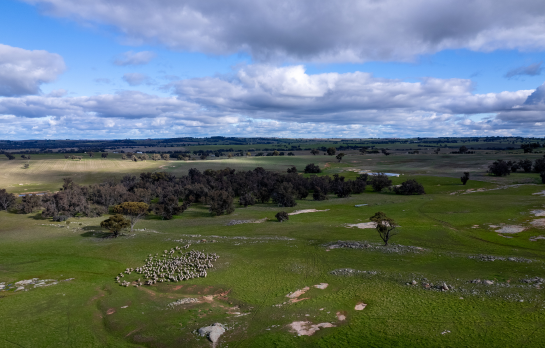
[114,51,156,66]
[1,66,544,139]
[22,0,545,62]
[172,65,532,124]
[0,43,65,96]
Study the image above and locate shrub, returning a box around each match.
[461,172,470,185]
[275,211,289,222]
[534,158,545,173]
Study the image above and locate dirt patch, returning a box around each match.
[314,283,328,289]
[288,209,329,215]
[531,219,545,227]
[354,302,367,310]
[336,311,346,321]
[346,222,377,229]
[289,321,336,336]
[106,308,116,315]
[287,287,309,299]
[324,163,331,168]
[289,297,310,303]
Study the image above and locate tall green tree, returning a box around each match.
[370,211,399,246]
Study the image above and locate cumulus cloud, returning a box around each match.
[114,50,156,66]
[123,73,149,86]
[22,0,545,62]
[0,43,65,96]
[171,65,531,124]
[504,62,543,79]
[1,65,543,139]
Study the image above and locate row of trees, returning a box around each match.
[488,157,545,178]
[0,167,425,221]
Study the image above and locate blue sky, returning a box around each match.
[1,0,545,139]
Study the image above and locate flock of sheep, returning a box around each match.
[115,245,219,287]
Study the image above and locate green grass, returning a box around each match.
[1,154,545,347]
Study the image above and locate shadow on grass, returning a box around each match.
[80,231,115,238]
[26,212,47,220]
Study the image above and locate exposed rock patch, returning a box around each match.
[198,323,226,345]
[530,219,545,227]
[226,218,267,226]
[354,303,367,310]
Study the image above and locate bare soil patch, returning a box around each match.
[531,210,545,217]
[336,311,346,321]
[493,225,526,234]
[286,287,309,299]
[354,302,367,310]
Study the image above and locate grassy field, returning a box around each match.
[1,152,545,347]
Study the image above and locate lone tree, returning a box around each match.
[100,214,130,238]
[304,163,321,173]
[112,202,149,232]
[0,189,16,211]
[101,152,108,158]
[370,211,399,246]
[393,179,425,195]
[336,153,345,162]
[310,149,320,155]
[459,145,468,154]
[540,172,545,184]
[275,211,289,222]
[359,147,368,155]
[326,147,336,156]
[461,172,470,185]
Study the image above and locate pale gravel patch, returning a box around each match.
[314,283,328,289]
[288,209,329,215]
[530,219,545,227]
[289,321,336,336]
[531,210,545,217]
[346,222,377,229]
[336,312,346,321]
[494,225,525,234]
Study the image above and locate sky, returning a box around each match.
[1,0,545,140]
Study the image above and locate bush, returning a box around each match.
[534,158,545,173]
[461,172,469,185]
[519,159,532,172]
[304,163,321,174]
[488,160,511,176]
[287,166,297,174]
[394,179,425,195]
[370,173,392,192]
[275,211,289,222]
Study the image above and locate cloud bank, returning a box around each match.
[0,44,65,96]
[23,0,545,62]
[1,64,543,139]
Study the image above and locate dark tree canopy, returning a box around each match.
[272,182,297,207]
[336,153,345,162]
[208,190,235,216]
[370,173,392,192]
[394,179,425,195]
[0,189,16,211]
[310,149,320,155]
[326,147,336,156]
[304,163,321,174]
[488,160,511,176]
[287,166,297,174]
[519,159,532,173]
[534,158,545,173]
[112,202,149,232]
[275,211,289,222]
[19,194,42,214]
[461,172,470,185]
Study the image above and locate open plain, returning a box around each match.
[1,149,545,347]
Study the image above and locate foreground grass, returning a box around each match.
[1,173,545,347]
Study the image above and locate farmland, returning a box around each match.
[1,147,545,347]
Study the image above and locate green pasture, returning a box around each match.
[1,153,545,347]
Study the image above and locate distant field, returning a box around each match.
[1,152,542,194]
